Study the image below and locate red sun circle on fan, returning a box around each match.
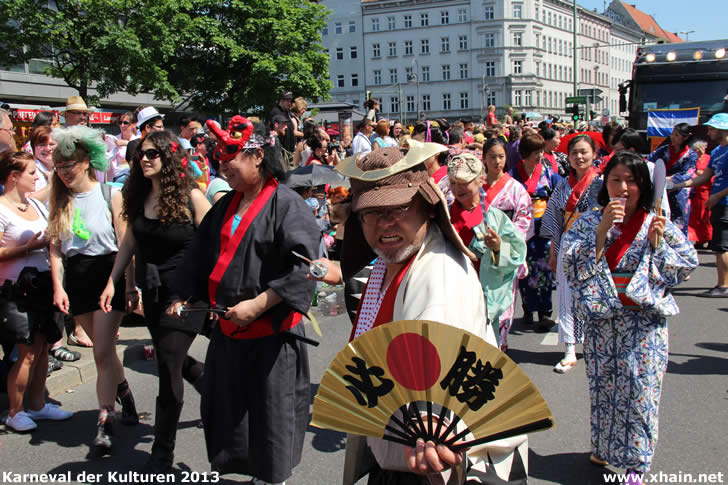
[386,333,441,391]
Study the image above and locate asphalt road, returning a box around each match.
[1,249,726,485]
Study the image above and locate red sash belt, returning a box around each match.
[219,311,303,339]
[517,161,543,196]
[611,272,640,309]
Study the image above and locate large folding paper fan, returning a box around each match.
[311,320,554,451]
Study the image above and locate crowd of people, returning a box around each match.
[0,92,726,485]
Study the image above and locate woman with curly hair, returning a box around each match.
[48,125,138,453]
[99,130,210,472]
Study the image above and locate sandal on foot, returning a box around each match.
[589,453,609,466]
[67,334,93,348]
[553,358,577,373]
[49,346,81,362]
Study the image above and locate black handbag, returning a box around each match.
[14,266,54,313]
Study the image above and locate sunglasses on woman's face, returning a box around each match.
[141,148,161,160]
[120,121,132,125]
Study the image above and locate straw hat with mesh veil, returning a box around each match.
[336,140,477,279]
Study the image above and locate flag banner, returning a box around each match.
[647,108,700,137]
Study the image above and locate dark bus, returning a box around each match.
[620,39,728,133]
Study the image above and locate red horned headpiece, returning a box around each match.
[206,115,255,163]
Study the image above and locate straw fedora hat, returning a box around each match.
[62,96,91,112]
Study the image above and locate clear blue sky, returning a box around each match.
[579,0,724,42]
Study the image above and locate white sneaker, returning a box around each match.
[26,403,73,421]
[4,411,38,432]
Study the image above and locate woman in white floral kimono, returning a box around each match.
[562,152,698,485]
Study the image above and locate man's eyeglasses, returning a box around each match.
[141,149,161,160]
[358,204,412,225]
[0,126,16,135]
[54,161,80,172]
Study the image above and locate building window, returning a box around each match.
[421,39,430,54]
[351,74,359,87]
[514,90,521,106]
[441,37,450,53]
[374,70,382,85]
[350,46,358,59]
[388,42,397,56]
[337,75,345,88]
[421,66,430,82]
[406,96,415,113]
[420,13,429,26]
[440,11,449,25]
[391,97,399,114]
[459,63,468,79]
[525,90,532,106]
[371,18,379,32]
[458,8,468,22]
[535,6,539,21]
[443,93,451,110]
[322,25,328,36]
[405,66,413,80]
[513,60,523,74]
[349,21,356,33]
[372,44,380,58]
[336,48,343,60]
[442,64,451,80]
[458,35,468,50]
[389,68,398,83]
[484,33,495,48]
[485,61,495,77]
[420,95,430,112]
[484,5,494,20]
[335,22,342,34]
[513,32,522,46]
[404,40,413,55]
[460,92,469,109]
[513,4,522,19]
[487,92,496,106]
[387,16,395,30]
[404,15,412,28]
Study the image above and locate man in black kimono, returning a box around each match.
[171,116,320,484]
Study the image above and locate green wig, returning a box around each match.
[51,125,109,172]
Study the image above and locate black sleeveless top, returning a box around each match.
[132,215,195,293]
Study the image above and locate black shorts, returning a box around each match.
[0,297,62,346]
[65,253,125,316]
[710,204,728,253]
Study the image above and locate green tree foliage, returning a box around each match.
[0,0,180,104]
[169,0,331,114]
[0,0,331,114]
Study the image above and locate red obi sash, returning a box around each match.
[208,178,303,339]
[516,161,543,196]
[483,173,511,211]
[349,256,415,342]
[667,145,689,171]
[611,272,640,309]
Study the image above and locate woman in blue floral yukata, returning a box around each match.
[509,133,561,329]
[562,151,698,485]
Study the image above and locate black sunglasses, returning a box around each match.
[120,120,132,125]
[141,148,161,160]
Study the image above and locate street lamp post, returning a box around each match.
[408,58,420,121]
[679,30,695,41]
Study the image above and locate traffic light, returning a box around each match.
[589,110,597,121]
[567,104,581,121]
[366,90,371,100]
